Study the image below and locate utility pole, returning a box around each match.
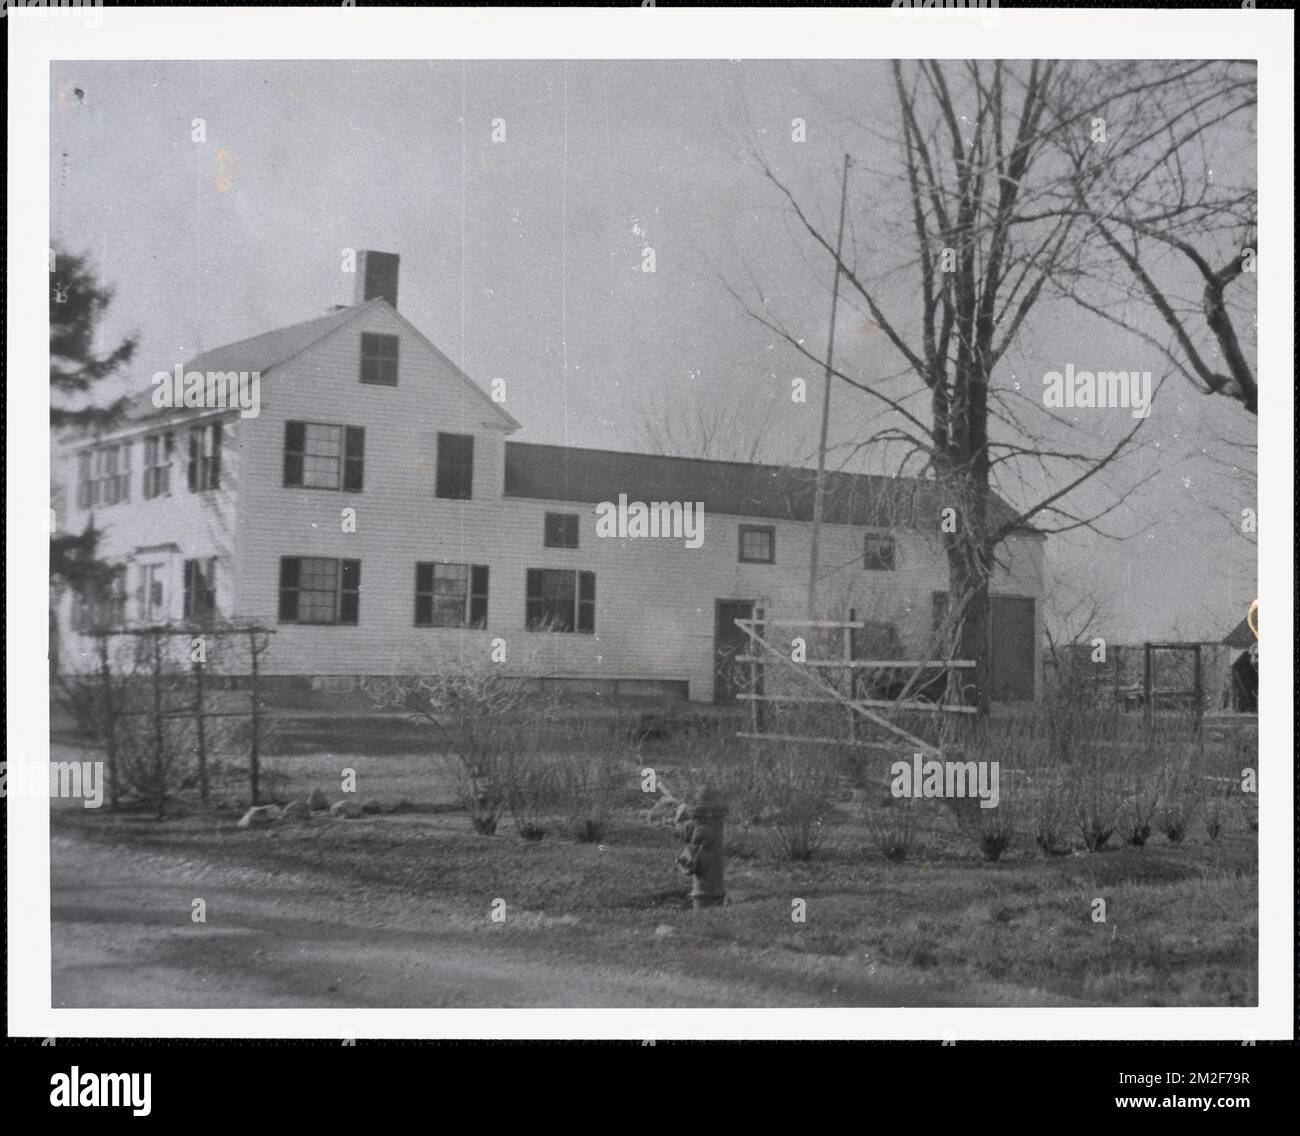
[808,152,851,623]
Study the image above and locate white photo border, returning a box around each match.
[7,4,1293,1040]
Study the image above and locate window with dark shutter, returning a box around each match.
[577,571,595,634]
[435,432,473,499]
[283,421,305,486]
[359,332,399,386]
[278,557,301,622]
[414,562,489,628]
[284,421,365,491]
[183,558,217,622]
[339,559,361,624]
[525,568,592,634]
[343,426,365,491]
[278,556,358,625]
[544,512,579,549]
[470,565,489,628]
[189,424,221,492]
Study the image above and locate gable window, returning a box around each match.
[283,421,365,491]
[864,532,896,571]
[414,562,489,628]
[526,568,594,634]
[359,332,399,386]
[544,512,579,549]
[738,524,775,564]
[278,557,361,625]
[183,558,217,622]
[188,423,221,492]
[435,432,474,499]
[143,434,174,499]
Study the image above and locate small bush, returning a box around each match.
[867,798,916,863]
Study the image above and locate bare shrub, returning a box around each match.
[1032,772,1072,856]
[364,665,546,835]
[1120,773,1162,847]
[867,796,916,862]
[1157,763,1197,844]
[751,740,839,861]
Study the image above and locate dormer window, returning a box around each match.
[359,332,399,386]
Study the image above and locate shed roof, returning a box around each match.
[504,441,1029,533]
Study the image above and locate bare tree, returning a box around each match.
[1039,61,1258,415]
[634,382,791,465]
[745,60,1165,713]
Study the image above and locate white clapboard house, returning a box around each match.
[52,252,1045,703]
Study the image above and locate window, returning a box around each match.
[738,524,775,564]
[864,532,896,571]
[526,568,595,634]
[72,566,127,631]
[183,558,217,622]
[414,562,489,628]
[544,512,579,549]
[137,563,167,624]
[143,433,174,499]
[359,332,399,386]
[80,444,131,507]
[188,423,221,492]
[435,432,474,499]
[283,421,365,491]
[278,557,361,625]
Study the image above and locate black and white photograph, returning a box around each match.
[7,4,1293,1066]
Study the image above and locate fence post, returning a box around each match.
[150,629,166,819]
[96,631,119,811]
[247,628,262,806]
[845,610,857,744]
[1142,642,1154,739]
[192,648,208,806]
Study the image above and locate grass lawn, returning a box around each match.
[49,707,1258,1008]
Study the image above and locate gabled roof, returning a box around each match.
[504,442,1028,533]
[120,299,518,431]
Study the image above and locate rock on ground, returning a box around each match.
[237,805,282,829]
[330,799,363,819]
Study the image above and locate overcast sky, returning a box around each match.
[50,59,1257,641]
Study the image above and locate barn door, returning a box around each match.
[714,600,755,703]
[932,592,1037,702]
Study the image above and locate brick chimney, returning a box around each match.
[353,250,400,309]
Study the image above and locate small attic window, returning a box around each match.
[359,332,399,386]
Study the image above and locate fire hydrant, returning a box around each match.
[675,786,728,909]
